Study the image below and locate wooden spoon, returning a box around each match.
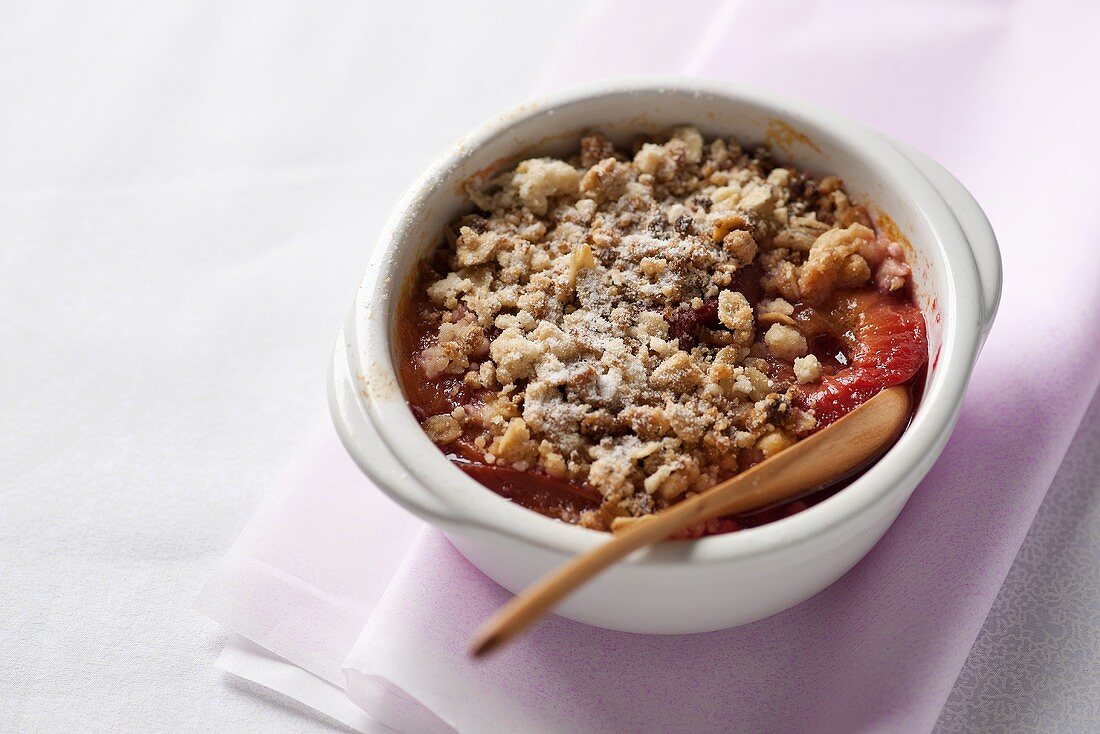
[470,385,911,657]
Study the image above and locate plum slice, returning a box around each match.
[459,463,602,519]
[796,291,927,426]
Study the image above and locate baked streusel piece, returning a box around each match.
[398,127,926,535]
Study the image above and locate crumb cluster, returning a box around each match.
[410,127,911,530]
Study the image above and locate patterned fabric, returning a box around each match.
[937,396,1100,732]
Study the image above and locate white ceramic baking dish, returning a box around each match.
[329,79,1001,634]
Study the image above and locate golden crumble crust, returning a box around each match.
[410,128,913,529]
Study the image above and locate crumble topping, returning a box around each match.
[408,127,913,530]
[793,354,823,385]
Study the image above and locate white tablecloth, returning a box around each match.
[2,3,583,730]
[2,2,1096,731]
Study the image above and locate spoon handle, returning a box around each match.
[470,385,910,657]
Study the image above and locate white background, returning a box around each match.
[2,3,585,730]
[3,2,1096,732]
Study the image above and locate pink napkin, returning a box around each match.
[197,1,1100,731]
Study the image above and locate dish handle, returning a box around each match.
[328,327,461,525]
[890,140,1002,342]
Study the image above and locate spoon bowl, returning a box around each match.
[329,79,1001,633]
